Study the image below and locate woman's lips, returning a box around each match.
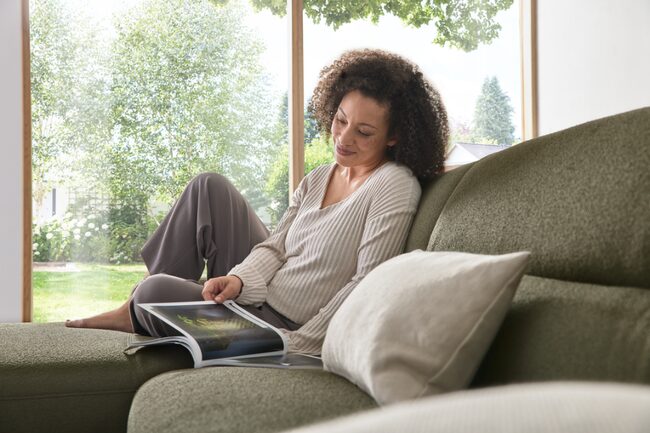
[336,145,355,156]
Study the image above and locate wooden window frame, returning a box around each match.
[20,0,537,322]
[289,0,305,194]
[520,0,539,141]
[22,0,32,322]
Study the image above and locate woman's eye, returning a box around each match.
[359,130,371,137]
[336,117,346,124]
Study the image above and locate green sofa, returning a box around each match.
[1,107,649,433]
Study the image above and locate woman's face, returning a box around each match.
[331,90,396,169]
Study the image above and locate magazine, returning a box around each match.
[126,300,322,369]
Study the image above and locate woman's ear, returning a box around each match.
[387,137,398,147]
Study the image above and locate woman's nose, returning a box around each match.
[338,124,354,146]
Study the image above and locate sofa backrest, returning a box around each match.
[405,107,650,386]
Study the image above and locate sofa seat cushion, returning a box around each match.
[0,322,192,433]
[127,367,376,433]
[281,382,650,433]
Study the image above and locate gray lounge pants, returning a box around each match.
[128,173,300,337]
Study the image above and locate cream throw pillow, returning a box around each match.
[322,250,531,405]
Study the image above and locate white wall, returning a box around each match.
[0,0,24,322]
[537,0,650,135]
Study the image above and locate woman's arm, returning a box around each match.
[226,181,306,305]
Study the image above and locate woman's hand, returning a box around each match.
[202,275,243,303]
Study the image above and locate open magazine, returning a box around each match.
[126,300,322,369]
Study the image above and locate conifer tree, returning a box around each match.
[474,76,515,145]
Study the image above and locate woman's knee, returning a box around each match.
[189,172,237,195]
[132,274,202,305]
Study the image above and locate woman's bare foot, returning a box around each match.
[65,300,134,333]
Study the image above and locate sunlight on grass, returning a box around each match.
[33,263,148,323]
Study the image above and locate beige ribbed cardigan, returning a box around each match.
[229,161,421,354]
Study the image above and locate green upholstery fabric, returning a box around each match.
[404,162,474,252]
[127,367,376,433]
[472,275,650,387]
[426,107,650,288]
[0,323,192,433]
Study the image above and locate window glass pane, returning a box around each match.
[30,0,288,322]
[302,2,521,172]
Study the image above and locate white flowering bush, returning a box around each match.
[33,207,112,262]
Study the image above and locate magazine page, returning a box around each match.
[138,301,285,367]
[211,353,323,369]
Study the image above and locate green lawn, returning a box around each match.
[33,263,148,323]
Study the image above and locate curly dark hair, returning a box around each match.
[309,49,449,179]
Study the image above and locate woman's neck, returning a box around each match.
[337,159,388,184]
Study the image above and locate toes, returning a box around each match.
[65,319,83,328]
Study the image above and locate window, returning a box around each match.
[302,1,522,172]
[24,0,536,322]
[29,0,288,322]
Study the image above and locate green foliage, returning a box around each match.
[474,76,515,145]
[29,0,112,206]
[111,0,276,204]
[30,0,75,197]
[263,93,324,225]
[104,0,280,259]
[265,136,334,225]
[32,208,111,263]
[451,121,498,145]
[448,118,485,147]
[106,0,279,262]
[273,93,321,145]
[304,107,321,144]
[30,0,282,263]
[246,0,514,51]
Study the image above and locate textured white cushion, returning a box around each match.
[282,382,650,433]
[322,250,530,405]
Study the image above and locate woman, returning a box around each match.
[67,49,449,355]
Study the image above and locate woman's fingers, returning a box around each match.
[214,286,234,303]
[201,278,222,301]
[214,278,240,303]
[203,277,242,303]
